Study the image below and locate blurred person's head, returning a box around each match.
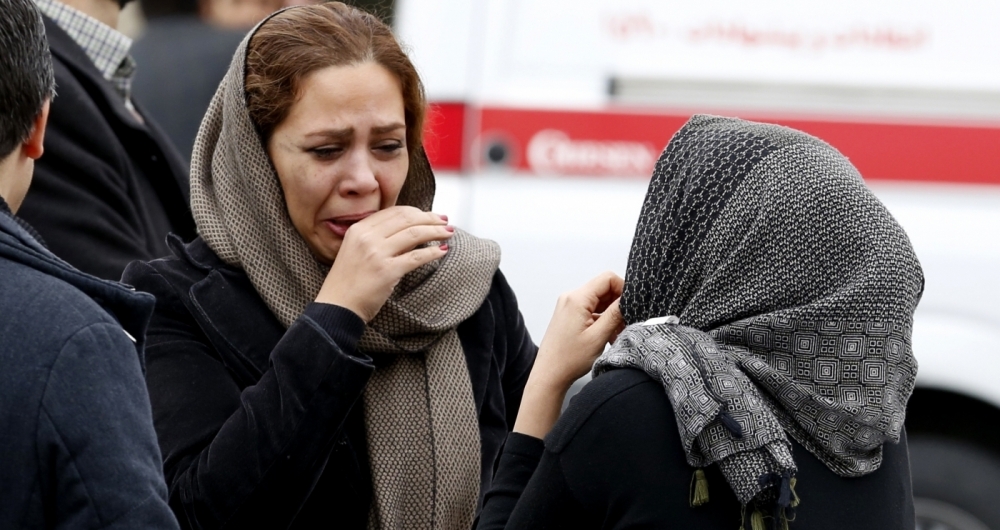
[0,0,54,213]
[200,0,280,29]
[140,0,327,29]
[242,2,426,263]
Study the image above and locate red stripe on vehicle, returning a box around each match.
[423,102,466,171]
[423,104,1000,184]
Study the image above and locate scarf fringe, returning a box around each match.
[734,472,798,530]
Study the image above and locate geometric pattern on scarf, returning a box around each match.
[188,10,497,529]
[596,322,794,504]
[595,114,923,506]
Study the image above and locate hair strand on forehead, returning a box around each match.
[245,2,426,170]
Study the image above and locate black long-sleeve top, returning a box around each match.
[479,368,915,530]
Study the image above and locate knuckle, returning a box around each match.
[400,207,421,222]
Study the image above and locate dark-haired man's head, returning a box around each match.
[0,0,54,212]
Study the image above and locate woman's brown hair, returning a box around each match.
[245,3,426,166]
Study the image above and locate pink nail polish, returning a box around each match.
[439,214,449,222]
[445,225,455,232]
[440,243,449,251]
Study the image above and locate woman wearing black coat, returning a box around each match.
[479,115,923,530]
[122,4,624,529]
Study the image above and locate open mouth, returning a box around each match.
[331,219,360,229]
[324,211,374,237]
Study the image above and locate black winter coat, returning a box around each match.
[18,17,196,282]
[0,202,177,529]
[122,236,537,529]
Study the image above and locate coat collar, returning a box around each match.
[168,235,286,383]
[43,15,144,133]
[0,211,155,362]
[0,196,47,246]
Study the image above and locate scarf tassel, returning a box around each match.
[690,468,710,506]
[698,470,802,530]
[740,472,798,530]
[742,507,793,530]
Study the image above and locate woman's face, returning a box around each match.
[268,62,409,264]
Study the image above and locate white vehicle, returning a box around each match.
[395,1,1000,528]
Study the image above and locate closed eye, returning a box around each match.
[309,146,343,160]
[374,141,405,157]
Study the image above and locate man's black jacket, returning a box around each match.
[122,236,537,529]
[19,16,196,281]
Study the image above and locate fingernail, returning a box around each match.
[440,243,449,251]
[438,214,449,222]
[445,225,455,233]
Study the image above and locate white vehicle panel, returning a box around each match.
[437,174,1000,408]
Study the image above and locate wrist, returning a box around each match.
[527,351,578,394]
[513,378,568,439]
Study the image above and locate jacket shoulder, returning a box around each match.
[0,257,120,363]
[458,269,526,347]
[477,269,522,329]
[486,269,517,306]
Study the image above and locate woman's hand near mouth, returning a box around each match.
[315,205,454,323]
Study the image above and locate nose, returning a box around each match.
[337,147,380,198]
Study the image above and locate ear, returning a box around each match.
[23,100,50,160]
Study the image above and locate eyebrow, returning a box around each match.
[305,123,406,139]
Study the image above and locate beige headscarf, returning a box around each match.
[190,12,499,530]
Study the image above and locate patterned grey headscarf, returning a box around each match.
[595,115,923,518]
[190,8,499,529]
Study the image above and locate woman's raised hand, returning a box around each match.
[513,271,625,439]
[534,271,625,390]
[315,206,453,323]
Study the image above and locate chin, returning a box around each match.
[313,249,337,266]
[304,237,338,266]
[321,246,342,265]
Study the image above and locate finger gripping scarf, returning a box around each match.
[594,115,923,518]
[189,13,498,530]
